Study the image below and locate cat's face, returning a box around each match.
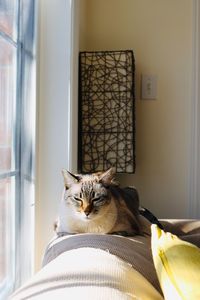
[62,168,115,220]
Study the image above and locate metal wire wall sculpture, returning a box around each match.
[78,50,135,173]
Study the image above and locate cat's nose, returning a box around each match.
[84,210,90,216]
[84,204,92,216]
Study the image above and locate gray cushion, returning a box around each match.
[10,219,200,299]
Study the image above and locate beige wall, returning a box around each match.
[79,0,193,218]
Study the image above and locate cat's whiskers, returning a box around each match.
[56,168,142,235]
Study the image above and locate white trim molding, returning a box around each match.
[189,0,200,218]
[35,0,79,271]
[67,0,79,173]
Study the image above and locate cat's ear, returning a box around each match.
[99,168,116,185]
[62,169,81,189]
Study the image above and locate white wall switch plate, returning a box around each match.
[141,74,157,99]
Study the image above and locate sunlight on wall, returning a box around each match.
[79,0,193,218]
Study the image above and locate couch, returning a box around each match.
[10,219,200,299]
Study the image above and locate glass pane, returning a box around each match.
[0,0,18,41]
[0,37,17,173]
[0,177,15,285]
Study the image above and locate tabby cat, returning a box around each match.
[55,168,151,235]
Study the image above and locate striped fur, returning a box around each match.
[55,168,145,235]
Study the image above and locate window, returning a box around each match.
[0,0,36,298]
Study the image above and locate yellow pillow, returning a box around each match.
[151,224,200,300]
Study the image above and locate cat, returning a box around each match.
[55,168,152,236]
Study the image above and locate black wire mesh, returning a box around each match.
[78,50,135,174]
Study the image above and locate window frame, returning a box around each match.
[0,0,36,297]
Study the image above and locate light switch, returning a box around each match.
[141,74,157,99]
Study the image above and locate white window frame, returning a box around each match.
[34,0,79,270]
[0,0,36,298]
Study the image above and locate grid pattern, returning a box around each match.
[0,0,36,296]
[79,50,135,173]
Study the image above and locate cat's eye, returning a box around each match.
[93,196,105,203]
[73,196,83,205]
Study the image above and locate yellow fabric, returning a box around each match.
[151,224,200,300]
